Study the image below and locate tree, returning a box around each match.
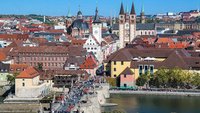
[7,74,15,85]
[154,67,169,88]
[136,74,149,86]
[37,63,43,71]
[191,73,200,87]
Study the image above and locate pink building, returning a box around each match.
[119,67,135,87]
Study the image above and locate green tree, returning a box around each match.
[154,67,169,88]
[37,63,43,71]
[7,74,15,85]
[136,74,149,86]
[7,72,19,85]
[191,73,200,87]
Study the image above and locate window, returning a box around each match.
[144,65,148,74]
[114,68,116,71]
[139,65,143,76]
[22,83,25,87]
[114,61,116,65]
[150,65,154,75]
[23,79,25,81]
[114,75,117,77]
[124,74,126,78]
[121,61,124,65]
[124,84,127,87]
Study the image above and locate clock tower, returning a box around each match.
[92,7,102,44]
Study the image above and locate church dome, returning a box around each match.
[71,19,89,30]
[77,11,82,15]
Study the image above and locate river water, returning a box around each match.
[103,94,200,113]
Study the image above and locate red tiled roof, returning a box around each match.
[10,64,29,72]
[156,38,174,44]
[10,46,69,54]
[16,67,39,79]
[71,39,86,46]
[7,40,24,47]
[30,38,48,44]
[0,47,12,56]
[0,52,6,61]
[0,34,29,41]
[80,56,97,69]
[103,36,114,44]
[169,42,188,49]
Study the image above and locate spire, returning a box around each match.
[130,2,136,14]
[93,6,101,23]
[77,5,82,19]
[119,3,125,15]
[78,5,80,11]
[67,8,71,18]
[141,4,144,13]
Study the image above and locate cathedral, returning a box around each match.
[119,2,136,48]
[118,2,156,49]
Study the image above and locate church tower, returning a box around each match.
[140,4,145,23]
[66,8,72,28]
[119,2,136,48]
[77,5,83,19]
[92,7,102,44]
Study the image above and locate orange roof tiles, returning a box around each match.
[80,56,97,69]
[0,34,29,41]
[30,38,48,44]
[0,52,6,61]
[10,64,29,72]
[169,42,188,49]
[156,38,174,44]
[71,39,86,46]
[16,67,39,79]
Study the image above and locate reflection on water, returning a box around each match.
[103,94,200,113]
[0,97,4,103]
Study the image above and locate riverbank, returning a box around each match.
[109,90,200,96]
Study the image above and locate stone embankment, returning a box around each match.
[72,83,110,113]
[0,103,49,113]
[110,90,200,96]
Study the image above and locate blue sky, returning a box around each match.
[0,0,199,16]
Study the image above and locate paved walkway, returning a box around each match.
[51,76,102,113]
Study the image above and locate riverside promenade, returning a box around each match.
[110,89,200,96]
